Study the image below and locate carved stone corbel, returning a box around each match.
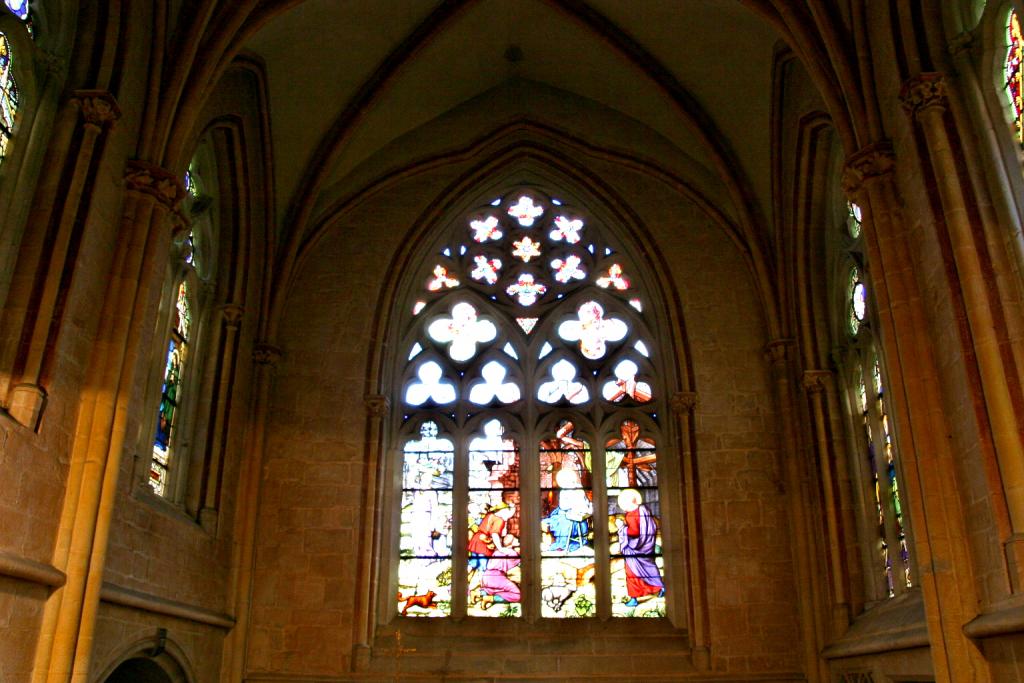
[253,343,283,367]
[364,394,391,418]
[670,391,698,414]
[841,141,896,197]
[219,304,244,329]
[764,338,795,365]
[948,30,974,58]
[801,370,832,395]
[124,160,187,211]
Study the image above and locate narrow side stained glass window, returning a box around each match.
[1007,9,1024,145]
[150,282,191,495]
[837,195,914,602]
[0,31,19,165]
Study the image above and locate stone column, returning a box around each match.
[31,160,184,683]
[7,91,120,430]
[765,339,827,683]
[669,390,710,671]
[194,302,245,530]
[802,369,850,634]
[222,341,281,683]
[902,72,1024,590]
[843,142,988,683]
[353,394,390,662]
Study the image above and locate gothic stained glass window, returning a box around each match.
[396,189,664,619]
[872,360,912,593]
[838,197,913,601]
[857,368,890,596]
[0,31,18,165]
[150,281,192,495]
[1007,9,1024,145]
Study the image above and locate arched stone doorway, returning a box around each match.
[103,657,172,683]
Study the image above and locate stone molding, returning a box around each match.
[70,89,121,129]
[670,391,698,414]
[900,73,947,118]
[124,160,187,210]
[364,394,391,418]
[253,343,283,366]
[842,141,896,195]
[801,370,832,394]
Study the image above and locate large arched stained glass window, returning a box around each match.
[396,189,667,619]
[1007,8,1024,145]
[0,30,19,165]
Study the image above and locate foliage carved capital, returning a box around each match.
[900,73,948,118]
[253,342,283,366]
[841,141,895,195]
[70,90,121,129]
[364,394,391,418]
[124,160,187,210]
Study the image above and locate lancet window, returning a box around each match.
[838,202,913,600]
[1007,8,1024,144]
[146,161,208,499]
[395,189,667,619]
[150,282,192,495]
[0,30,18,165]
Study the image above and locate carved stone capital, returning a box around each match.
[70,90,120,129]
[124,160,187,211]
[801,370,832,394]
[253,343,283,366]
[364,394,391,418]
[764,338,795,364]
[219,304,244,328]
[900,73,947,118]
[670,391,699,414]
[841,141,896,195]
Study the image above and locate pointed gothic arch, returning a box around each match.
[345,149,711,658]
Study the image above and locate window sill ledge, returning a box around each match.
[131,484,213,537]
[822,590,929,659]
[964,593,1024,640]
